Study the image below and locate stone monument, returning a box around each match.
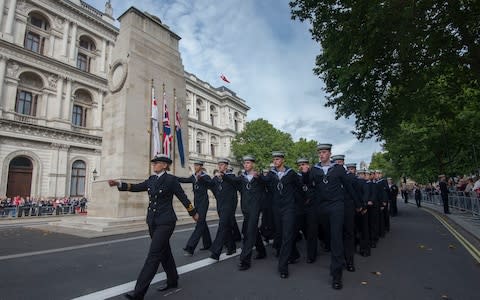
[52,7,191,236]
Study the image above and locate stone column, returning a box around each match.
[63,78,72,120]
[0,0,6,32]
[4,76,18,112]
[47,33,55,57]
[61,21,70,58]
[100,39,106,73]
[56,76,64,119]
[4,0,16,35]
[68,23,77,63]
[0,56,7,111]
[94,89,103,128]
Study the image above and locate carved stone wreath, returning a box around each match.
[108,59,128,93]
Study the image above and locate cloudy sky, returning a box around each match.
[89,0,382,163]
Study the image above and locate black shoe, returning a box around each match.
[332,275,343,290]
[370,243,377,248]
[254,252,266,260]
[280,272,289,279]
[306,258,315,264]
[226,249,236,256]
[209,253,220,261]
[124,293,135,300]
[157,282,178,292]
[200,246,211,251]
[238,262,250,271]
[183,247,193,256]
[346,264,355,272]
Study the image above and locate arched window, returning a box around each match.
[234,112,240,132]
[210,105,217,126]
[196,99,204,121]
[24,12,50,54]
[196,140,202,154]
[196,108,201,121]
[77,36,96,72]
[210,144,215,156]
[72,89,93,127]
[70,160,86,196]
[15,72,43,116]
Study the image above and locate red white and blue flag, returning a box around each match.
[220,74,231,83]
[175,103,186,167]
[151,87,161,157]
[163,92,173,157]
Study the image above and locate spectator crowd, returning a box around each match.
[0,196,87,218]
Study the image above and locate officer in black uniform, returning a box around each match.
[222,155,266,271]
[365,170,379,248]
[227,165,242,243]
[107,154,198,300]
[439,175,450,214]
[209,158,238,260]
[296,158,315,263]
[375,170,390,236]
[355,169,370,257]
[262,151,300,278]
[178,161,212,255]
[388,178,399,216]
[309,144,360,290]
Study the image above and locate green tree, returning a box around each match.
[231,119,294,170]
[286,138,318,167]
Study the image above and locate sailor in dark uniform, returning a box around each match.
[365,170,379,248]
[309,144,360,290]
[262,151,300,278]
[222,155,266,271]
[228,165,242,243]
[355,169,370,257]
[178,161,212,255]
[375,170,390,236]
[209,158,238,260]
[107,154,198,300]
[388,178,399,216]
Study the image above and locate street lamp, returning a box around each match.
[92,168,98,181]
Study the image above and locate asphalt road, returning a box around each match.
[1,202,479,300]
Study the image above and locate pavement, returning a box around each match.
[1,202,479,300]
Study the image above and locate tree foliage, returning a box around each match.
[231,119,318,170]
[290,0,480,180]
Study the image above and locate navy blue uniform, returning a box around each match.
[262,167,300,274]
[209,173,238,258]
[224,172,266,267]
[309,163,360,277]
[178,173,212,252]
[344,172,363,267]
[117,173,196,299]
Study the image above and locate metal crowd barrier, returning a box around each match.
[0,205,87,218]
[422,192,480,217]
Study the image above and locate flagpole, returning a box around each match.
[148,79,154,177]
[161,83,165,155]
[172,88,177,175]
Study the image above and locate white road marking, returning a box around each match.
[71,249,241,300]
[0,223,221,261]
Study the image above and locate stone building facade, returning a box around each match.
[0,0,248,199]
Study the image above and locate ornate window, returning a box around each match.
[76,36,96,73]
[24,12,49,54]
[15,72,43,116]
[72,89,92,127]
[70,160,86,196]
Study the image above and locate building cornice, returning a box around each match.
[0,40,108,90]
[0,119,102,148]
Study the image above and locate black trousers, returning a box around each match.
[403,192,409,203]
[210,209,235,257]
[355,211,370,255]
[343,200,355,265]
[305,204,319,261]
[378,206,386,238]
[186,207,211,251]
[132,223,177,299]
[240,207,265,264]
[390,197,398,216]
[367,204,379,244]
[383,202,390,232]
[272,204,296,273]
[318,201,345,276]
[442,194,450,213]
[416,197,422,208]
[231,213,242,242]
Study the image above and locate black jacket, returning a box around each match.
[177,172,211,213]
[376,179,390,207]
[118,173,196,225]
[223,172,265,213]
[209,173,238,214]
[261,167,300,209]
[309,163,360,205]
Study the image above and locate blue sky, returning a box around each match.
[89,0,382,164]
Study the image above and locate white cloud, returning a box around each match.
[88,0,382,163]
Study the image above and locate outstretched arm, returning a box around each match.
[108,179,149,192]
